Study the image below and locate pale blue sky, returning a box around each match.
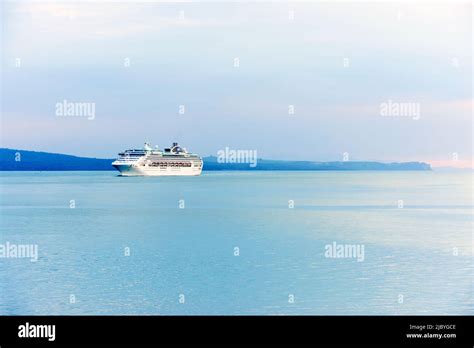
[1,1,472,166]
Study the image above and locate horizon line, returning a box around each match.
[2,146,469,169]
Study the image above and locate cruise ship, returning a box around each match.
[112,142,203,176]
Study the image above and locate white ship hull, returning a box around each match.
[113,164,202,176]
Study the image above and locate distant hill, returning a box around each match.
[0,148,114,171]
[0,148,431,171]
[203,156,431,171]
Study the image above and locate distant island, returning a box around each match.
[0,148,431,171]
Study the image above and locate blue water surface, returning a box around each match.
[0,171,472,315]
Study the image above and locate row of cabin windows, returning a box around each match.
[146,162,197,167]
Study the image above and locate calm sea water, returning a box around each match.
[0,171,472,315]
